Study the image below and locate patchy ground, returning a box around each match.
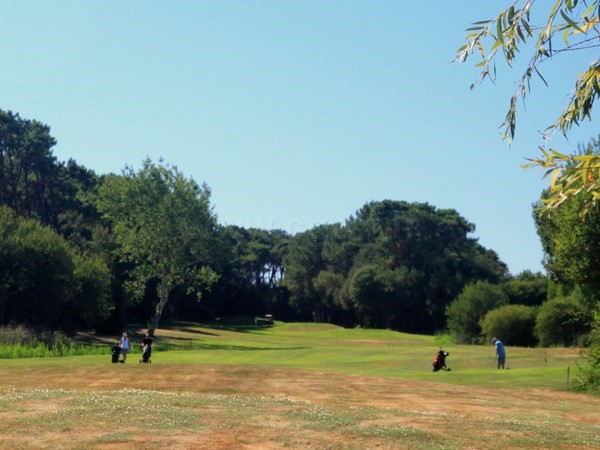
[0,364,599,449]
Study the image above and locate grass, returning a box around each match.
[0,321,598,449]
[0,342,108,359]
[83,320,580,389]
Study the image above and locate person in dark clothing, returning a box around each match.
[140,332,153,363]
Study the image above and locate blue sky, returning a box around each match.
[1,1,597,275]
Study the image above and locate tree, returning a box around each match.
[446,281,509,344]
[283,225,335,322]
[480,304,538,347]
[501,270,548,306]
[0,110,63,227]
[456,1,600,212]
[535,294,592,346]
[283,200,508,332]
[575,320,600,391]
[97,159,219,335]
[344,201,507,331]
[197,225,291,321]
[347,263,422,330]
[70,253,113,329]
[1,207,75,329]
[0,205,112,332]
[534,140,600,294]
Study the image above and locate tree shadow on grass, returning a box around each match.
[193,344,309,351]
[168,326,220,337]
[162,319,272,335]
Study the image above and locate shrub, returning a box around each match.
[535,296,592,347]
[446,281,509,344]
[480,304,538,347]
[0,324,70,347]
[0,324,108,358]
[0,324,35,345]
[573,322,600,392]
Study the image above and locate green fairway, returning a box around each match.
[5,321,584,390]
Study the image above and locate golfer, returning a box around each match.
[120,332,130,363]
[492,337,506,369]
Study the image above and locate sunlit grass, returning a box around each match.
[0,322,597,449]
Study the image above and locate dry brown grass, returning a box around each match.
[0,363,599,449]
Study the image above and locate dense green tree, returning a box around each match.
[70,253,113,329]
[284,224,338,322]
[193,225,291,321]
[502,271,548,306]
[347,264,422,330]
[446,281,509,344]
[97,159,219,334]
[535,139,600,294]
[57,160,104,251]
[456,2,600,212]
[345,201,508,331]
[480,304,538,347]
[0,110,105,253]
[239,228,288,289]
[0,206,112,332]
[0,110,63,227]
[284,201,508,332]
[535,294,592,347]
[3,209,75,329]
[575,321,600,391]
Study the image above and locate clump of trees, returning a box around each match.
[446,272,550,346]
[0,108,514,336]
[446,281,509,344]
[0,205,112,333]
[283,201,508,333]
[1,106,598,377]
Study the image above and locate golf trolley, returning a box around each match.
[111,342,121,363]
[140,345,151,363]
[432,350,451,372]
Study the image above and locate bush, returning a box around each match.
[0,324,71,346]
[501,271,548,306]
[446,281,509,344]
[535,296,592,347]
[0,324,35,345]
[480,304,538,347]
[0,324,107,358]
[573,322,600,392]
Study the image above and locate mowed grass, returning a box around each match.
[88,321,583,388]
[0,322,598,449]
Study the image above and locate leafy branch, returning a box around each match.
[455,0,600,213]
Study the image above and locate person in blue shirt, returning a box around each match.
[492,337,506,369]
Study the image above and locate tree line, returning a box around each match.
[0,110,597,350]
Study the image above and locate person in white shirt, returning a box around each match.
[120,332,130,363]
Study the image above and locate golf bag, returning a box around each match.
[111,342,121,363]
[140,345,151,363]
[432,350,450,372]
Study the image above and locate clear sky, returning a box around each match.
[1,1,597,275]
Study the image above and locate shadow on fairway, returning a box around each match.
[195,344,309,351]
[164,318,276,334]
